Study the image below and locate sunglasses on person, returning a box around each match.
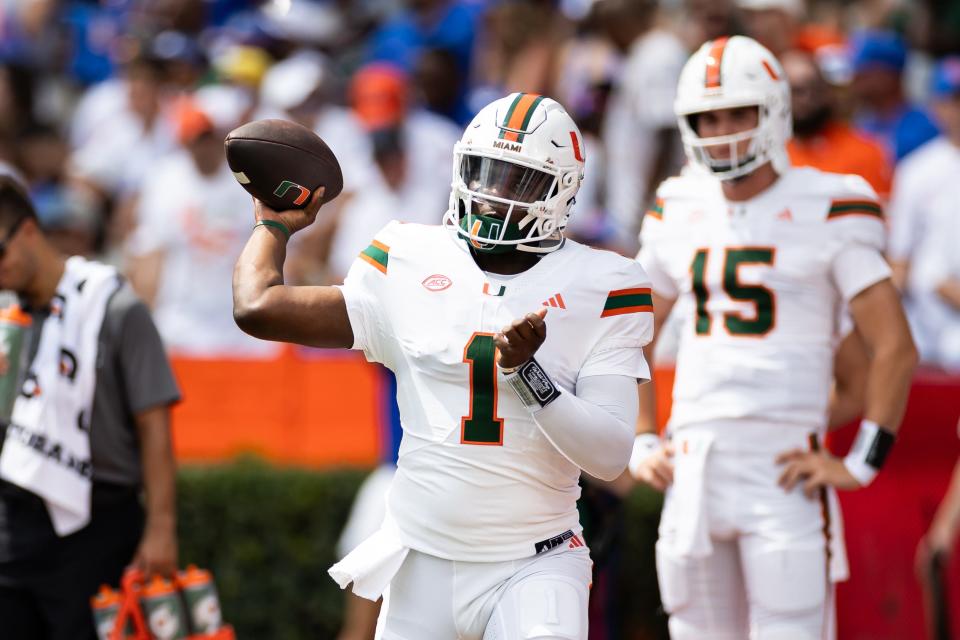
[0,216,27,261]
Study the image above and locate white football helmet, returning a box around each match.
[674,35,791,180]
[444,93,585,254]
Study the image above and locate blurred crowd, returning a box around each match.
[0,0,958,368]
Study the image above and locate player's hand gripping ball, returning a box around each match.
[224,119,343,212]
[495,308,548,370]
[251,187,325,237]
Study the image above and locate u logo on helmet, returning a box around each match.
[273,180,310,206]
[569,131,584,162]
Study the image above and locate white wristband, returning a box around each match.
[843,449,879,487]
[843,419,895,487]
[503,358,561,410]
[628,433,663,477]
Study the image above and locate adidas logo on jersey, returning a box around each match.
[542,294,566,309]
[777,208,793,221]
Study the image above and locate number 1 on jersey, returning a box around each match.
[461,333,504,445]
[691,247,776,337]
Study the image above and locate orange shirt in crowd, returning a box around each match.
[787,121,893,199]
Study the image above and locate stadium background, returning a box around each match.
[1,0,960,637]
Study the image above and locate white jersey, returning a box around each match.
[338,222,653,561]
[603,29,687,250]
[887,137,960,360]
[638,166,891,432]
[127,152,279,358]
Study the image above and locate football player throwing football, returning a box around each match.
[234,94,654,640]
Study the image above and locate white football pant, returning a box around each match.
[656,422,839,640]
[376,542,592,640]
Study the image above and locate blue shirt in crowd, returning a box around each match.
[857,104,940,162]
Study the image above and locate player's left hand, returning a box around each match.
[495,308,548,370]
[776,448,862,498]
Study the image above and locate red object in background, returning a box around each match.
[168,353,960,636]
[652,367,960,637]
[169,347,383,468]
[831,369,960,640]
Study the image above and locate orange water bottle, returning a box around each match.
[0,305,31,421]
[177,565,223,634]
[90,585,124,640]
[139,576,189,640]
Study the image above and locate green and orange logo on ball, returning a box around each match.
[274,180,310,206]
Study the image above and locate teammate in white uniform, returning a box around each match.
[233,93,654,639]
[630,36,917,639]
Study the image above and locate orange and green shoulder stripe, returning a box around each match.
[645,197,665,221]
[601,287,653,318]
[359,239,389,274]
[827,198,883,221]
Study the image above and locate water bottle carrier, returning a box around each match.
[109,568,236,640]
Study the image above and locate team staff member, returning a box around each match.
[0,177,181,639]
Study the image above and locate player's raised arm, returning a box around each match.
[232,189,354,349]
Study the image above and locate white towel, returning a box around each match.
[825,486,850,582]
[0,256,120,535]
[329,514,410,601]
[658,430,715,558]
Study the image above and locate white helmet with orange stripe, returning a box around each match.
[444,93,585,254]
[674,35,791,180]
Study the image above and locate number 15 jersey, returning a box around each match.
[338,221,653,561]
[638,166,891,433]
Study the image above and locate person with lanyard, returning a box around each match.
[0,176,181,639]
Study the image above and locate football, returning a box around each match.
[224,119,343,210]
